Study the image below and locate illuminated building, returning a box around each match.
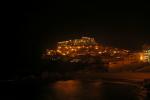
[142,50,150,63]
[42,36,150,72]
[141,44,150,63]
[56,37,102,57]
[57,37,98,46]
[148,50,150,63]
[43,36,131,64]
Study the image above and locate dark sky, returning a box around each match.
[3,1,150,74]
[18,1,150,50]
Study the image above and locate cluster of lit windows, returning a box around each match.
[56,45,103,56]
[148,50,150,62]
[45,37,130,59]
[55,46,128,57]
[144,50,150,63]
[46,50,57,56]
[140,50,150,63]
[57,37,97,47]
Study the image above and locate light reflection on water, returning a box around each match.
[44,80,147,100]
[52,80,81,100]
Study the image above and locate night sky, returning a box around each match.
[19,1,150,50]
[3,1,150,77]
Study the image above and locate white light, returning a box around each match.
[47,51,51,55]
[98,52,102,54]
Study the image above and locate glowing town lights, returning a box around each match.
[62,53,66,56]
[77,46,81,49]
[66,51,69,54]
[113,51,117,54]
[71,49,74,51]
[148,50,150,55]
[57,50,61,53]
[65,46,68,49]
[140,55,143,61]
[124,50,129,52]
[98,52,102,54]
[69,46,72,49]
[143,50,150,63]
[58,46,61,49]
[95,46,99,49]
[47,51,51,55]
[44,37,132,58]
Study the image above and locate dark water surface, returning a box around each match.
[1,80,149,100]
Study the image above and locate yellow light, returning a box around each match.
[140,55,143,61]
[113,51,116,53]
[95,46,99,49]
[62,53,66,55]
[65,46,68,49]
[58,46,61,49]
[47,51,51,55]
[77,46,81,49]
[57,50,61,53]
[66,51,69,54]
